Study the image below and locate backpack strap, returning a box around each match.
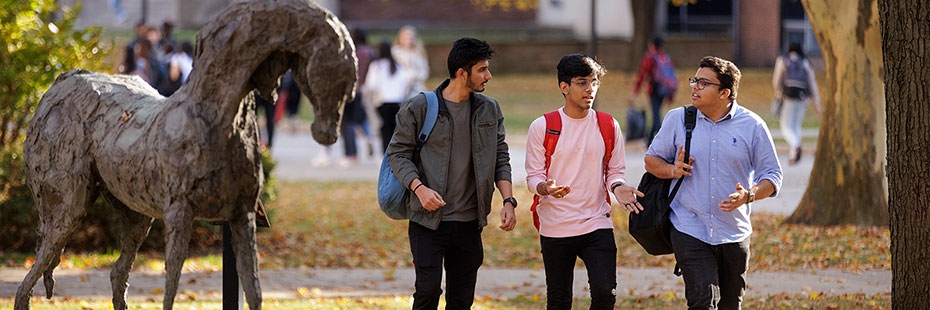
[595,111,615,204]
[531,110,563,230]
[669,106,697,200]
[417,91,439,146]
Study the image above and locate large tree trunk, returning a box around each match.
[628,0,657,69]
[879,0,930,307]
[785,0,888,226]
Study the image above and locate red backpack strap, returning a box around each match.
[531,111,562,231]
[596,111,615,203]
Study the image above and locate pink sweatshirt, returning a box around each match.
[525,108,628,238]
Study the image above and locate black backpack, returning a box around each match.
[629,106,696,256]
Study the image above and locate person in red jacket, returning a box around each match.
[628,36,678,147]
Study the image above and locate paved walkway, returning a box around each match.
[2,126,890,303]
[0,266,890,302]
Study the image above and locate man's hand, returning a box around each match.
[499,205,516,231]
[538,179,571,199]
[720,182,748,212]
[414,185,446,211]
[613,185,645,214]
[671,145,694,178]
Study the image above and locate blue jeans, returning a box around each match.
[409,220,484,310]
[671,228,750,310]
[540,229,617,310]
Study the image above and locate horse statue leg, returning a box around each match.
[230,205,262,309]
[105,194,154,310]
[161,199,194,310]
[15,180,96,309]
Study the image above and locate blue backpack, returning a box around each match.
[651,51,678,98]
[782,56,810,99]
[377,91,439,220]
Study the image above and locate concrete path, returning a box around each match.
[0,266,890,302]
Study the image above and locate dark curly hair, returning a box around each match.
[556,53,606,86]
[698,56,741,101]
[447,37,495,78]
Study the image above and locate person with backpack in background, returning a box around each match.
[387,37,516,309]
[629,36,679,147]
[772,42,821,165]
[525,54,644,310]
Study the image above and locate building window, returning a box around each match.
[665,0,733,35]
[780,0,820,57]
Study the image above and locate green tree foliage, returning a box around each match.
[0,0,112,251]
[0,0,109,199]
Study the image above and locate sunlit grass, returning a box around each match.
[3,180,888,273]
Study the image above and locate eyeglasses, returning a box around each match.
[688,77,722,90]
[572,79,601,88]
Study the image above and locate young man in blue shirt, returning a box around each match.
[644,56,783,309]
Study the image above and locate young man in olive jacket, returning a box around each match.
[386,37,516,309]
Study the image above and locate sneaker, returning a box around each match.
[789,147,801,165]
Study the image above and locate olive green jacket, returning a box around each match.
[386,79,512,230]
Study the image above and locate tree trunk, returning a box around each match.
[784,0,888,226]
[628,0,657,69]
[879,0,930,307]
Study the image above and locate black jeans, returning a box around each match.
[540,229,617,310]
[670,228,751,310]
[377,102,400,153]
[646,88,665,147]
[409,220,484,310]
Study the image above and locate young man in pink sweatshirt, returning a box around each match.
[525,53,644,309]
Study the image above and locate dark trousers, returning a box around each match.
[646,89,665,147]
[409,220,484,310]
[377,102,400,153]
[670,228,751,310]
[341,94,364,157]
[540,229,617,310]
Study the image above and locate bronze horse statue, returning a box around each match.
[14,0,357,309]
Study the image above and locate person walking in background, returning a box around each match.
[629,36,678,147]
[772,42,821,165]
[392,25,430,97]
[120,21,147,75]
[340,27,376,164]
[387,37,516,309]
[525,54,643,309]
[645,56,782,309]
[365,41,414,153]
[274,70,303,133]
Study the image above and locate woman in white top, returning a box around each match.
[391,26,429,97]
[364,41,414,153]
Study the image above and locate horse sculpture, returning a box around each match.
[14,0,357,309]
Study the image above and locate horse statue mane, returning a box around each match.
[14,0,357,309]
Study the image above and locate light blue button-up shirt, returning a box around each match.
[646,102,783,245]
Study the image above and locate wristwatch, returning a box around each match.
[503,197,518,208]
[746,188,755,204]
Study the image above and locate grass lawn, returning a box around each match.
[4,180,888,272]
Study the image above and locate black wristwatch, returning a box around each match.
[503,197,518,208]
[746,188,756,204]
